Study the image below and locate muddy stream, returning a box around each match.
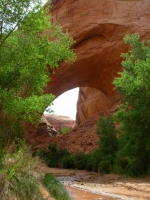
[40,165,150,200]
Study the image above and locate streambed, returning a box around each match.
[40,165,150,200]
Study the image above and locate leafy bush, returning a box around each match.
[96,116,118,154]
[36,145,89,170]
[61,154,74,169]
[86,148,102,171]
[61,127,72,135]
[95,116,118,173]
[35,144,70,168]
[72,152,87,170]
[98,154,115,173]
[42,173,71,200]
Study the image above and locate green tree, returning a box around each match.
[0,0,75,147]
[113,33,150,176]
[96,116,118,173]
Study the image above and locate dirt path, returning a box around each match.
[40,165,150,200]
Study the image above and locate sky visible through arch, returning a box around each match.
[45,88,79,120]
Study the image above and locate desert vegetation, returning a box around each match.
[61,127,72,135]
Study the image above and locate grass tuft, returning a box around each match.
[42,173,71,200]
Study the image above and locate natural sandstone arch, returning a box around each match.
[43,0,150,124]
[44,0,150,98]
[25,0,150,152]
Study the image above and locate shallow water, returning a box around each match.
[66,186,114,200]
[40,166,150,200]
[40,167,115,199]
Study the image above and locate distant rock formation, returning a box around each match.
[45,114,75,134]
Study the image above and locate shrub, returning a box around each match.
[61,154,74,169]
[42,173,71,200]
[72,152,87,170]
[98,154,115,173]
[35,144,70,168]
[0,143,43,200]
[95,116,118,173]
[86,148,102,172]
[61,127,72,135]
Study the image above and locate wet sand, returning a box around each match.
[40,165,150,200]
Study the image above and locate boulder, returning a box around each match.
[37,116,57,136]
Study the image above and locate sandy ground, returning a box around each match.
[40,165,150,200]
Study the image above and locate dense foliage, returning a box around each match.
[35,145,87,170]
[42,173,71,200]
[0,0,75,147]
[113,33,150,176]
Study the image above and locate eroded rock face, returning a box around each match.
[45,114,75,134]
[76,87,113,125]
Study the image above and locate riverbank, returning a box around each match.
[40,165,150,200]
